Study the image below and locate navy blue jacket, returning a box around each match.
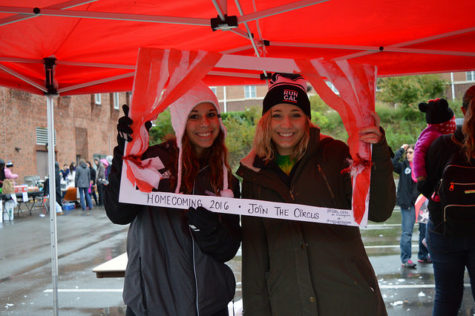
[391,148,419,209]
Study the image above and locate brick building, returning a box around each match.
[440,71,475,101]
[211,84,267,112]
[0,87,127,182]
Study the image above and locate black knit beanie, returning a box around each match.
[263,73,311,118]
[418,98,454,124]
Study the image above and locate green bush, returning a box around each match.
[377,75,447,107]
[149,109,174,145]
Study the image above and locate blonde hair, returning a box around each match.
[253,110,314,162]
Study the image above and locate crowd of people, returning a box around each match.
[56,156,112,213]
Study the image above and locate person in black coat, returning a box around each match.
[392,144,429,268]
[87,161,98,205]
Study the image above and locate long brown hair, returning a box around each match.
[462,86,475,160]
[253,110,314,162]
[168,131,231,194]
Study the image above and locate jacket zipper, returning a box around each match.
[190,165,212,316]
[316,163,336,201]
[447,182,475,192]
[191,173,201,316]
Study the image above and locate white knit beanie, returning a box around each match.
[169,82,232,196]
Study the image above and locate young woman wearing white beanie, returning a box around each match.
[105,82,241,316]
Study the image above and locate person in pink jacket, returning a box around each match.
[4,161,18,180]
[413,98,456,182]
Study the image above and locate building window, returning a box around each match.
[113,92,120,110]
[94,93,102,105]
[36,127,56,146]
[244,85,256,99]
[466,71,475,82]
[210,86,217,96]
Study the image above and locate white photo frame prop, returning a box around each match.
[119,162,362,227]
[118,48,379,227]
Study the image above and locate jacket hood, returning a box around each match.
[168,81,230,195]
[169,81,225,147]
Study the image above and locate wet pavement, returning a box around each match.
[0,204,473,315]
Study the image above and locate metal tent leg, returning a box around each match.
[47,95,59,316]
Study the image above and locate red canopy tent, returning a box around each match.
[0,0,474,95]
[0,1,474,314]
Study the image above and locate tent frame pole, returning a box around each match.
[0,0,96,26]
[46,94,59,316]
[44,57,59,316]
[0,64,46,93]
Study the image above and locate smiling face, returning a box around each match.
[185,102,220,156]
[270,103,307,156]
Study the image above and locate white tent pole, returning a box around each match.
[57,72,134,94]
[450,72,455,100]
[271,41,475,57]
[221,45,253,54]
[46,95,59,316]
[0,0,330,27]
[0,0,97,27]
[208,70,261,78]
[0,64,47,93]
[0,6,209,26]
[57,61,135,69]
[212,0,226,20]
[337,26,475,61]
[230,28,254,40]
[239,0,329,23]
[223,86,227,113]
[234,0,261,56]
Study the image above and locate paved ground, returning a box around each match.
[0,203,473,315]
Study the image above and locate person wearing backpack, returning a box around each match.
[419,85,475,316]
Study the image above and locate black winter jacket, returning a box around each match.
[105,140,241,316]
[391,148,419,209]
[237,127,395,316]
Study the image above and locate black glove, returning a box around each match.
[116,104,152,151]
[187,206,219,234]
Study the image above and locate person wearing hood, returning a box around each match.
[75,159,93,212]
[105,82,241,316]
[237,73,395,316]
